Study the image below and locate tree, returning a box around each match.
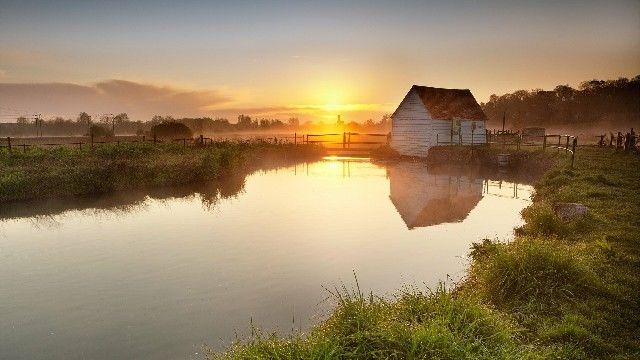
[237,114,252,129]
[88,124,112,137]
[114,113,129,124]
[151,121,193,139]
[480,75,640,129]
[288,117,299,129]
[16,116,28,125]
[77,112,92,125]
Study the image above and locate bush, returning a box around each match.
[468,238,602,311]
[87,124,113,137]
[151,121,193,139]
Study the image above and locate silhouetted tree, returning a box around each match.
[481,75,640,129]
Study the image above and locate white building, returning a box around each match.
[390,85,487,157]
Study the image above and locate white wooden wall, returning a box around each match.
[391,89,432,157]
[391,89,486,157]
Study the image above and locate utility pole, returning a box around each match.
[35,114,42,137]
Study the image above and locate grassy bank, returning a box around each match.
[0,142,324,202]
[211,147,639,359]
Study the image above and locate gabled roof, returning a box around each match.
[394,85,487,121]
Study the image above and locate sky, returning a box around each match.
[1,0,639,122]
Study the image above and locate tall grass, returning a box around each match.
[213,282,539,360]
[0,142,324,202]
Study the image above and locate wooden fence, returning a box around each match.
[302,132,389,151]
[0,132,390,152]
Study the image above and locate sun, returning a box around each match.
[319,89,347,112]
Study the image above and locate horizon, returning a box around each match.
[1,0,639,122]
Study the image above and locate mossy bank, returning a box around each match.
[0,142,325,202]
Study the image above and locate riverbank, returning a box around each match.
[0,142,325,202]
[211,146,639,359]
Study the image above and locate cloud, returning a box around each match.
[0,80,232,120]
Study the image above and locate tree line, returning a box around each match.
[481,75,640,130]
[1,112,391,137]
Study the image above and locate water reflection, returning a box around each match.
[0,157,535,360]
[388,162,484,229]
[1,164,264,221]
[385,162,529,229]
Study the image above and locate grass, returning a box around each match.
[210,146,640,359]
[0,141,324,202]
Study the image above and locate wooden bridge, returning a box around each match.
[298,132,389,156]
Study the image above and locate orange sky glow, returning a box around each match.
[0,1,638,123]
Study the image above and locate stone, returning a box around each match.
[553,202,589,221]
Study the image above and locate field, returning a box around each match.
[210,146,640,359]
[0,141,325,202]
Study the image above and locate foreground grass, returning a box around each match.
[211,147,639,359]
[0,141,324,202]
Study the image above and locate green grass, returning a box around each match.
[210,146,640,359]
[0,141,324,202]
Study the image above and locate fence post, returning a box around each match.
[517,134,521,151]
[6,137,11,152]
[543,135,547,150]
[348,132,351,148]
[565,135,570,150]
[342,132,346,149]
[142,135,146,143]
[294,132,297,145]
[153,134,157,144]
[571,138,577,168]
[91,134,94,149]
[199,134,204,146]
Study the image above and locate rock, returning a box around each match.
[553,202,589,221]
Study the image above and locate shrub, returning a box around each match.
[87,124,113,137]
[151,121,193,139]
[468,238,602,311]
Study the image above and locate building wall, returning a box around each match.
[390,89,432,157]
[391,89,486,157]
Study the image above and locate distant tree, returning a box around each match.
[16,116,28,125]
[480,75,640,129]
[151,121,193,139]
[236,114,250,129]
[88,124,112,137]
[114,113,129,124]
[77,112,92,125]
[378,114,391,129]
[288,117,299,129]
[52,117,67,125]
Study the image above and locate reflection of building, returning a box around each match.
[388,162,483,229]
